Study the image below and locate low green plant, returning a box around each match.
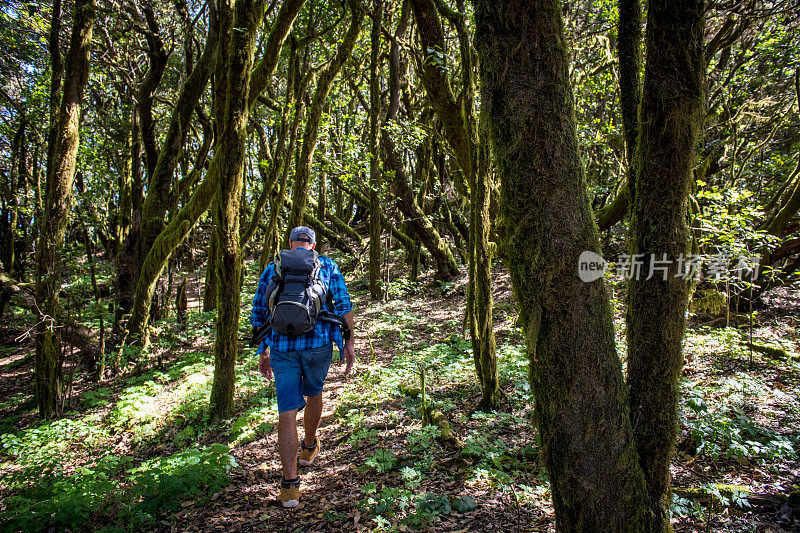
[363,447,398,473]
[0,444,236,531]
[683,393,796,461]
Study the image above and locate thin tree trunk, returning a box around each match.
[470,107,499,411]
[618,0,642,192]
[368,0,382,299]
[116,116,133,256]
[45,0,63,184]
[34,0,95,420]
[127,0,305,344]
[384,1,457,281]
[475,1,651,529]
[626,0,705,528]
[3,121,24,274]
[287,2,364,231]
[262,40,304,269]
[138,2,219,300]
[411,0,497,404]
[591,0,642,231]
[136,2,168,183]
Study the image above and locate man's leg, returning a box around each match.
[303,392,323,447]
[278,408,299,480]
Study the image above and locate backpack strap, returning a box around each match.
[265,256,284,312]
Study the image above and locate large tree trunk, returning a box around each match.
[34,0,95,420]
[626,0,705,528]
[475,1,652,529]
[209,0,270,421]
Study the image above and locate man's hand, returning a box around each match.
[259,350,272,380]
[340,340,355,376]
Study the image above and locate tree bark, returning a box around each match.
[368,0,383,300]
[209,0,271,421]
[475,1,651,529]
[287,2,364,231]
[126,0,305,344]
[626,0,705,528]
[34,0,95,420]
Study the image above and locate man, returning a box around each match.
[250,226,356,508]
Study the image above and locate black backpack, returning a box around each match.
[249,247,350,344]
[264,248,327,336]
[250,248,351,347]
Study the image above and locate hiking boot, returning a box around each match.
[279,477,301,508]
[298,438,320,466]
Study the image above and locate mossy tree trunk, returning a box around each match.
[595,0,642,231]
[410,0,498,406]
[368,0,383,300]
[126,0,304,344]
[112,106,141,340]
[209,0,270,421]
[34,0,94,420]
[475,0,652,529]
[287,1,364,231]
[626,0,705,528]
[470,108,499,411]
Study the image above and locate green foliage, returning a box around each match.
[682,383,797,461]
[0,444,235,531]
[359,483,439,530]
[363,447,398,473]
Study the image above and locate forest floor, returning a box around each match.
[0,252,799,532]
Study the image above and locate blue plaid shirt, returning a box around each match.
[250,254,353,358]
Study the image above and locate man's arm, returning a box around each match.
[326,258,355,374]
[252,264,275,380]
[250,264,274,328]
[340,311,355,375]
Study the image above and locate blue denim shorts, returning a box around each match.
[270,343,333,413]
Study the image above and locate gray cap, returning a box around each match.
[289,226,316,243]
